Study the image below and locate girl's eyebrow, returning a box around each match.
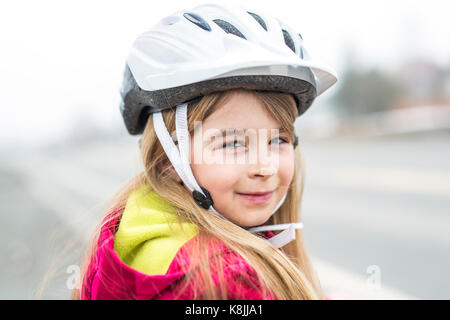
[203,129,244,145]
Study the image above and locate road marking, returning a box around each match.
[312,257,416,300]
[308,164,450,197]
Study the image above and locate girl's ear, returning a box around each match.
[158,158,182,183]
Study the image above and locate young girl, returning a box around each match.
[74,3,337,300]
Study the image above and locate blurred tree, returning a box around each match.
[332,68,402,117]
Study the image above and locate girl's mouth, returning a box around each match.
[236,191,274,204]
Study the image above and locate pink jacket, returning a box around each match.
[81,187,277,300]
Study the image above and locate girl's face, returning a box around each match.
[188,90,296,227]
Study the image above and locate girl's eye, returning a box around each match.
[270,137,289,145]
[222,140,245,149]
[220,137,289,149]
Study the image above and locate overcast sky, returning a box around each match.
[1,0,449,148]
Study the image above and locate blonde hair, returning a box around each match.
[72,88,323,300]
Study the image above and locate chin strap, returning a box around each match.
[152,103,303,249]
[246,223,303,248]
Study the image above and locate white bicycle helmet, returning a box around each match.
[119,3,338,248]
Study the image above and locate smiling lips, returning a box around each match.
[236,190,274,204]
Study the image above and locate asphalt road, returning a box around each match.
[301,130,450,299]
[1,130,449,299]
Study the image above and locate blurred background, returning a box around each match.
[1,0,449,299]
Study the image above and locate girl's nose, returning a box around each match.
[256,166,276,176]
[246,132,280,177]
[248,157,278,177]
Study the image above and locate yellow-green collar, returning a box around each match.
[113,185,198,275]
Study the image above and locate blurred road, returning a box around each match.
[1,130,449,299]
[301,130,450,299]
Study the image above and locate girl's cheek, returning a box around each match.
[278,149,295,186]
[193,161,242,192]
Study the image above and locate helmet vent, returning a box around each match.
[183,12,211,31]
[282,29,295,53]
[298,34,304,58]
[247,11,267,31]
[213,19,247,39]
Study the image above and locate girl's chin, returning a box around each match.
[232,212,271,228]
[217,196,276,226]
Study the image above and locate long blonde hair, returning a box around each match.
[72,88,323,300]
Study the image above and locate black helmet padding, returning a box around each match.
[120,64,316,135]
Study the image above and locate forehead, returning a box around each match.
[201,90,281,131]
